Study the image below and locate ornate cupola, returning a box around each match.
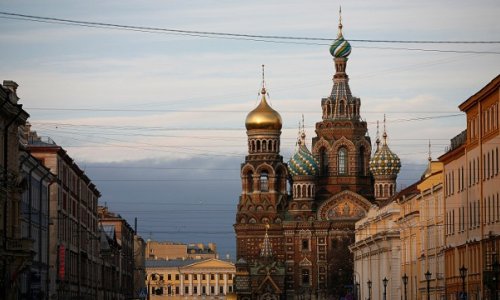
[287,118,318,221]
[245,65,283,159]
[369,117,401,201]
[321,7,360,121]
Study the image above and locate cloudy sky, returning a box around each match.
[1,0,499,257]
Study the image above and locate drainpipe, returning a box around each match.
[25,161,38,298]
[38,171,51,298]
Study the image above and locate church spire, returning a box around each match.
[376,120,381,151]
[260,224,273,257]
[338,6,343,38]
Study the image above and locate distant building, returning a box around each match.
[98,205,135,300]
[146,240,217,260]
[0,80,30,300]
[27,128,101,300]
[440,75,500,299]
[145,258,235,298]
[18,150,55,299]
[134,234,146,298]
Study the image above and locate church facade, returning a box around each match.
[234,15,401,300]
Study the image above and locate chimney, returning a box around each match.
[3,80,19,104]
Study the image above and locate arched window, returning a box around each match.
[301,269,310,285]
[256,140,261,152]
[359,146,365,175]
[338,147,347,175]
[262,140,267,151]
[319,148,328,176]
[260,171,269,192]
[247,172,253,193]
[339,100,345,115]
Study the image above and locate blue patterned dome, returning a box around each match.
[288,135,319,177]
[369,133,401,176]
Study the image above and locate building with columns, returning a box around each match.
[234,11,401,299]
[145,258,235,298]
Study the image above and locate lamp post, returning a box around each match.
[402,273,408,300]
[459,265,467,300]
[367,280,372,300]
[382,277,388,300]
[425,271,432,300]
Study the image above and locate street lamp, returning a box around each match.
[382,277,388,300]
[425,271,432,300]
[459,265,467,299]
[402,273,408,300]
[367,280,372,300]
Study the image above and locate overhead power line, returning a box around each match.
[1,12,500,55]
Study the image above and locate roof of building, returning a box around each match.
[146,259,202,268]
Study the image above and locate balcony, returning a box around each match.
[6,237,34,256]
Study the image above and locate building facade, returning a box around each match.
[0,80,31,300]
[350,199,402,300]
[18,150,54,299]
[98,206,135,300]
[145,258,235,298]
[440,75,500,300]
[147,241,217,260]
[27,129,102,300]
[234,15,401,299]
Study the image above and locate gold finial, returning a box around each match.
[383,114,388,144]
[428,140,432,162]
[261,64,266,95]
[338,6,343,37]
[376,120,380,151]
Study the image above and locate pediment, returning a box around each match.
[317,190,372,221]
[181,258,234,270]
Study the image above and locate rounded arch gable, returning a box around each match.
[255,163,276,176]
[312,137,331,155]
[316,191,372,221]
[240,163,256,177]
[331,136,356,153]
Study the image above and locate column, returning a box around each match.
[198,273,202,295]
[180,273,184,296]
[189,274,193,296]
[215,273,219,295]
[206,273,210,295]
[223,273,228,295]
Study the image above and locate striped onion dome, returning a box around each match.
[288,133,319,177]
[329,15,351,58]
[369,132,401,176]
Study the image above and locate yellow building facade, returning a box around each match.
[145,258,235,299]
[440,75,500,300]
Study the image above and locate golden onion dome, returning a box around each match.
[245,87,282,131]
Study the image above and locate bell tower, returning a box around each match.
[235,66,287,263]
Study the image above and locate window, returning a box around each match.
[210,274,215,280]
[260,171,269,192]
[185,286,189,294]
[320,148,328,176]
[175,274,179,281]
[193,274,197,280]
[338,147,347,175]
[302,269,310,285]
[211,286,215,294]
[184,274,188,280]
[359,146,365,175]
[202,274,206,280]
[302,239,309,251]
[220,286,224,294]
[247,172,253,193]
[219,274,223,280]
[194,286,197,294]
[168,274,171,280]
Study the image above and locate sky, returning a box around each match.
[1,0,499,258]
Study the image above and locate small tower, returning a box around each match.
[369,116,401,202]
[287,117,319,221]
[236,65,287,263]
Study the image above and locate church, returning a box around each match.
[234,14,401,300]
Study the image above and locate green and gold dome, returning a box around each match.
[245,87,282,131]
[329,9,351,58]
[288,133,319,177]
[369,131,401,176]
